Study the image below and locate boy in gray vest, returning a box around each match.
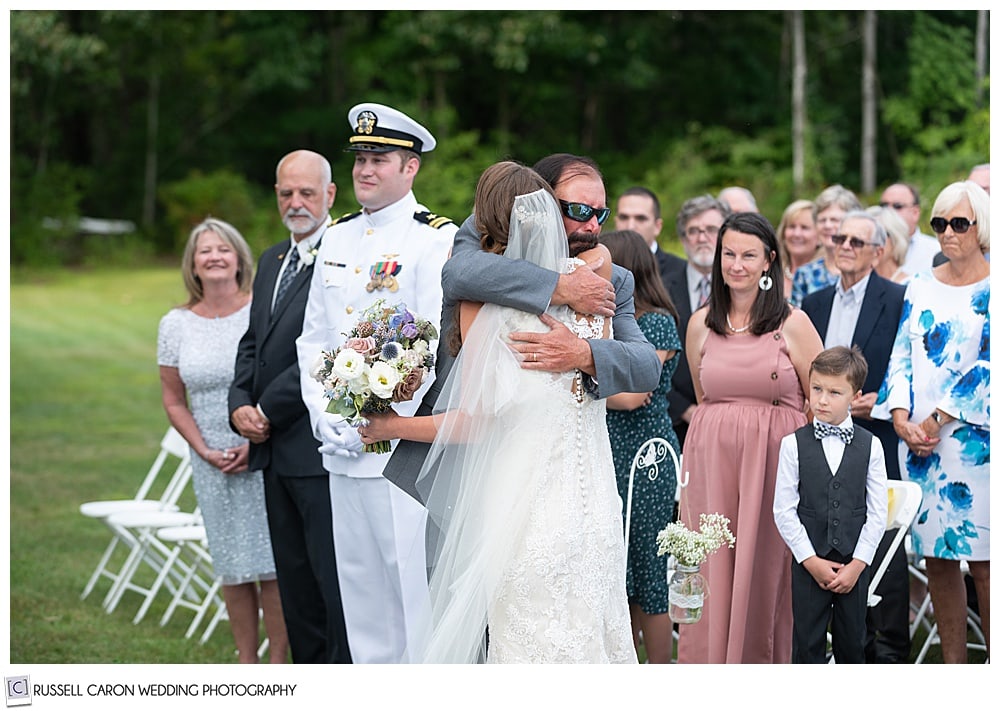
[773,346,888,663]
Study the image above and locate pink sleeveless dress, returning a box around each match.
[677,328,806,664]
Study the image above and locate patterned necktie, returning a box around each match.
[697,276,711,308]
[814,420,854,445]
[272,245,301,315]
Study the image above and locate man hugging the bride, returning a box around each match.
[361,156,661,663]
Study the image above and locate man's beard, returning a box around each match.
[282,208,324,236]
[567,230,599,258]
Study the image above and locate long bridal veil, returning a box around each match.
[408,188,572,663]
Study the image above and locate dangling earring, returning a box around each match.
[758,273,774,291]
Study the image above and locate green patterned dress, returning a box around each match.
[606,310,682,614]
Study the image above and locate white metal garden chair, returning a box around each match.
[623,436,684,568]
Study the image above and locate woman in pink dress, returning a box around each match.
[679,211,823,663]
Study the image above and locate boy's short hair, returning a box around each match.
[810,346,868,393]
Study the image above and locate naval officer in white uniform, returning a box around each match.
[297,102,456,663]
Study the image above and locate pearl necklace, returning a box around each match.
[726,313,750,333]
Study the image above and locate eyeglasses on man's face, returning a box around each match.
[929,216,977,234]
[879,201,917,211]
[831,233,878,250]
[685,225,721,240]
[559,200,611,225]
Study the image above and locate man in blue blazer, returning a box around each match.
[383,154,661,502]
[229,150,351,663]
[801,210,909,664]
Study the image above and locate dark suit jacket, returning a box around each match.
[229,240,325,478]
[801,271,906,480]
[660,255,697,447]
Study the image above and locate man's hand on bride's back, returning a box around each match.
[551,256,615,318]
[510,314,596,376]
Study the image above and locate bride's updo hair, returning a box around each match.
[474,161,554,254]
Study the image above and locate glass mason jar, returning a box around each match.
[668,563,706,624]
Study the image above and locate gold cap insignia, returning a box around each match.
[356,110,377,136]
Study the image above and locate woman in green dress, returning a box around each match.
[601,229,683,664]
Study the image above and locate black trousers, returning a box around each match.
[864,530,912,663]
[791,553,870,664]
[263,470,352,663]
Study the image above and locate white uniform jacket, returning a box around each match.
[297,190,456,477]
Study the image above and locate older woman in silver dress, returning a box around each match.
[158,217,288,663]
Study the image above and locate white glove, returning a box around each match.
[316,413,362,458]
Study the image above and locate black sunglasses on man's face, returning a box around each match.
[559,200,611,225]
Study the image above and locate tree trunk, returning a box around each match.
[142,25,161,230]
[791,10,806,191]
[975,10,987,108]
[860,10,877,194]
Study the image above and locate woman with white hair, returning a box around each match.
[867,204,912,284]
[872,180,990,663]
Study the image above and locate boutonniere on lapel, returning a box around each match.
[301,245,319,267]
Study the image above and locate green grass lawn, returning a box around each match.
[9,266,238,663]
[7,267,985,665]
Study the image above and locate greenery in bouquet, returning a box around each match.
[656,512,736,568]
[310,299,437,453]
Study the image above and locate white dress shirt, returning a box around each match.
[773,415,889,566]
[271,228,325,310]
[824,271,871,349]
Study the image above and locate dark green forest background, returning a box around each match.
[10,9,990,267]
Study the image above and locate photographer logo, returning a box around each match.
[5,676,31,707]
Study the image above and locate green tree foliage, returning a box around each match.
[9,10,988,266]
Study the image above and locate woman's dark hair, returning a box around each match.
[705,212,790,336]
[598,230,679,324]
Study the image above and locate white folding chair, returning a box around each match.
[101,507,203,620]
[867,480,922,608]
[80,427,192,601]
[154,525,225,638]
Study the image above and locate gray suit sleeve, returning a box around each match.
[441,215,559,314]
[589,266,661,398]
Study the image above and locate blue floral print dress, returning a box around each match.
[872,271,990,561]
[789,257,839,307]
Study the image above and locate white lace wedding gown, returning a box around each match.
[414,240,636,663]
[483,297,636,663]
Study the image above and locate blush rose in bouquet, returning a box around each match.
[310,299,438,453]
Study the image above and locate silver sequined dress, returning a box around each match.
[157,304,276,585]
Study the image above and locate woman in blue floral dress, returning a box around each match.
[601,230,682,664]
[872,180,990,663]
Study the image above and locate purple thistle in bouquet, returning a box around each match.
[310,299,438,453]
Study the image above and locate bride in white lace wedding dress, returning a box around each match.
[474,290,635,663]
[389,166,636,664]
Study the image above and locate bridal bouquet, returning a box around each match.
[310,299,437,454]
[656,512,736,568]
